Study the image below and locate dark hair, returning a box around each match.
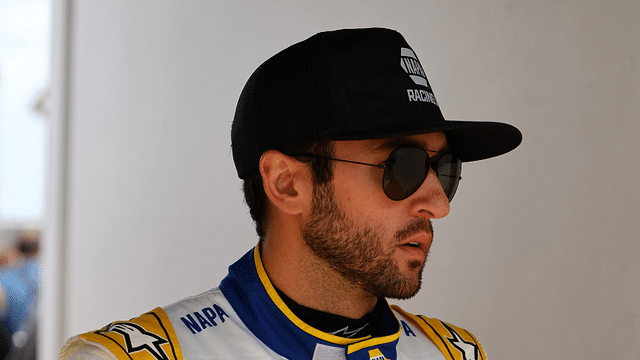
[17,230,40,257]
[242,140,334,238]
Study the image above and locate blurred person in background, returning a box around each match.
[0,230,40,360]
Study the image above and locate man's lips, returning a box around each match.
[395,218,433,252]
[398,233,432,253]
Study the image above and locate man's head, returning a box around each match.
[231,28,521,300]
[232,27,521,238]
[17,230,39,258]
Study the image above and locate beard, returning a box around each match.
[301,180,433,300]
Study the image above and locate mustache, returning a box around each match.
[395,218,433,242]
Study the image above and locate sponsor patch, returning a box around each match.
[391,305,486,360]
[179,303,229,334]
[443,322,480,360]
[368,348,390,360]
[79,308,183,360]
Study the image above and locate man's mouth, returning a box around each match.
[395,218,433,252]
[398,233,432,252]
[404,241,421,248]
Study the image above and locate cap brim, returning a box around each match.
[330,119,522,162]
[440,120,523,162]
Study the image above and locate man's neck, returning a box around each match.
[260,234,378,319]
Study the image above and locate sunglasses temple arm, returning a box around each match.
[291,153,386,169]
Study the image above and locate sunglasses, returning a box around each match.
[293,147,462,202]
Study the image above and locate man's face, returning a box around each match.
[302,132,450,299]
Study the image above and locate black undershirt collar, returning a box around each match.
[274,286,383,339]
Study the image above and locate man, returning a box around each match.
[59,28,521,360]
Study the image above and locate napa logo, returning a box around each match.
[400,47,429,88]
[368,348,389,360]
[400,47,438,106]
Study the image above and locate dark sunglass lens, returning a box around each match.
[383,148,428,201]
[436,154,462,202]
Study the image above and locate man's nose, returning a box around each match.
[407,168,450,219]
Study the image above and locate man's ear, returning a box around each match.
[259,150,311,215]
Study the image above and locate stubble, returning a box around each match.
[302,181,433,300]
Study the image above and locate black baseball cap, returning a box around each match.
[231,27,522,179]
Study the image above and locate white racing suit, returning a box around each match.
[60,246,486,360]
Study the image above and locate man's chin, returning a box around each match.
[384,285,422,300]
[376,272,423,300]
[407,259,424,270]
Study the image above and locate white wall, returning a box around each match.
[43,1,640,359]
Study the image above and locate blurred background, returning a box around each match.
[0,1,638,359]
[1,0,47,358]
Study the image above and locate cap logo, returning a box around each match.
[400,48,429,87]
[401,47,438,106]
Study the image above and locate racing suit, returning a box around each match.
[59,247,486,360]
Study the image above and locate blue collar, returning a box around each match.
[220,246,402,360]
